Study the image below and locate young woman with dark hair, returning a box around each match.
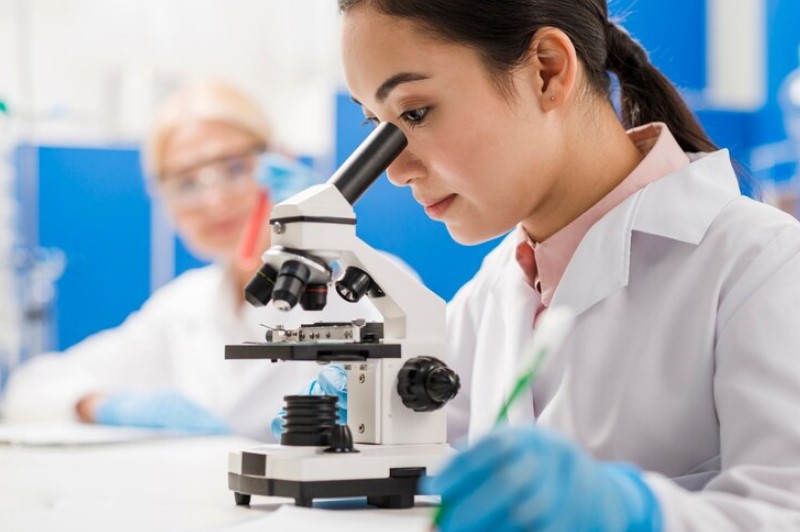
[276,1,800,529]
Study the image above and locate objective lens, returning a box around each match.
[300,283,328,311]
[244,263,278,307]
[272,260,311,311]
[335,266,373,303]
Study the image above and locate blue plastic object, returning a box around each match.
[422,425,662,532]
[257,153,321,203]
[94,390,231,435]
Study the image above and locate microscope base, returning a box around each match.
[228,443,451,508]
[228,467,423,508]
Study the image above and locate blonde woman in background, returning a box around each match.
[3,81,377,441]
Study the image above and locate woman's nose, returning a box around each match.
[199,185,231,210]
[386,149,423,187]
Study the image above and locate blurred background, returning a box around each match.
[1,0,799,389]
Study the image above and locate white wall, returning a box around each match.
[706,0,766,110]
[0,0,344,156]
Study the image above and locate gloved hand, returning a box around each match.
[257,152,320,203]
[422,425,662,532]
[270,364,348,441]
[94,390,231,435]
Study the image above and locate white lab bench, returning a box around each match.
[0,434,433,532]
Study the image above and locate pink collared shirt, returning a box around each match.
[517,123,691,306]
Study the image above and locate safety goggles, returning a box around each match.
[156,146,264,209]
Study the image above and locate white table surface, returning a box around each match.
[0,434,434,532]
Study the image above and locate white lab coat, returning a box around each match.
[3,265,381,442]
[446,149,800,530]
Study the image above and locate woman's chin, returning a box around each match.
[179,239,231,263]
[445,222,509,246]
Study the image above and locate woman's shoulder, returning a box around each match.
[714,194,800,250]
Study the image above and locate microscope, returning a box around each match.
[226,123,461,509]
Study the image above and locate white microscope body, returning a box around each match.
[226,123,460,508]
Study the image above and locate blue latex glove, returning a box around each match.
[270,364,348,441]
[422,425,662,532]
[257,153,320,203]
[94,390,231,435]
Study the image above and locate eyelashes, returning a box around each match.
[400,107,428,127]
[361,106,430,129]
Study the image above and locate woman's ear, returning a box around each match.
[522,27,579,110]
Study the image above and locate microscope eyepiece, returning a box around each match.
[272,260,312,312]
[329,122,407,205]
[244,263,278,307]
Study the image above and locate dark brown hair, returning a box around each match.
[338,0,718,155]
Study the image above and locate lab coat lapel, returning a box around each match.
[549,193,636,316]
[633,149,740,243]
[550,149,740,316]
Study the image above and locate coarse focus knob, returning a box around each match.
[397,356,460,412]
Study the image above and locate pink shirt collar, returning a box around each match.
[517,122,691,306]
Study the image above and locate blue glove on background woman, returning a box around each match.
[95,390,230,435]
[270,364,348,441]
[423,425,662,532]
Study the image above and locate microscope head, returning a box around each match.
[243,123,407,313]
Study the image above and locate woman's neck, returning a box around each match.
[230,256,264,306]
[522,105,644,243]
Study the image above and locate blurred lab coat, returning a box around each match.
[447,150,800,530]
[3,265,381,442]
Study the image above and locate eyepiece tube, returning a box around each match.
[329,122,407,205]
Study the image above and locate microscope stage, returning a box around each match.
[225,342,401,361]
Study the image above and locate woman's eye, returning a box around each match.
[173,176,199,194]
[224,158,250,179]
[400,107,428,127]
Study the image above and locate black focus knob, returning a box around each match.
[397,356,460,412]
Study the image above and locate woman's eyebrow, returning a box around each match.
[350,71,430,106]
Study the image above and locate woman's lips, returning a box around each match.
[423,194,456,220]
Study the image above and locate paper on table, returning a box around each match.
[220,505,429,532]
[0,422,179,446]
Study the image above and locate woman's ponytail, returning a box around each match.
[605,23,718,153]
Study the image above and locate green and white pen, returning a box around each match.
[430,306,575,531]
